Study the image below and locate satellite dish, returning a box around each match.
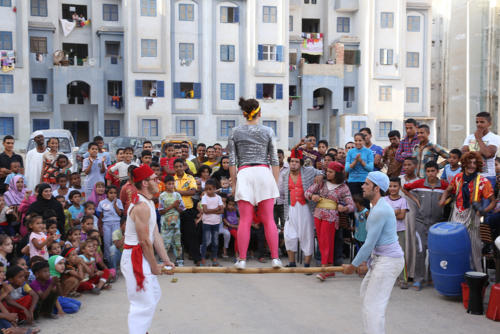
[53,50,65,65]
[88,58,96,66]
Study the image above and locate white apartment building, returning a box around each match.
[288,0,432,148]
[0,0,289,150]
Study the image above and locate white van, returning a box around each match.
[26,129,79,172]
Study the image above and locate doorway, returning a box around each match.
[307,123,320,140]
[64,121,89,146]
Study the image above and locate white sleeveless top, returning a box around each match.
[124,194,156,246]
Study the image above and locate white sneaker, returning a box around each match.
[234,259,246,270]
[272,258,283,268]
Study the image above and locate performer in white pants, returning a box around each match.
[121,164,175,334]
[344,172,404,334]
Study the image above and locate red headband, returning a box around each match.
[133,165,155,183]
[328,161,344,173]
[63,247,75,258]
[290,149,303,160]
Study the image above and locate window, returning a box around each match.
[179,4,194,21]
[105,120,120,137]
[381,12,394,28]
[407,16,420,32]
[179,43,194,61]
[180,120,195,136]
[378,121,392,138]
[352,121,366,135]
[256,83,283,100]
[344,50,361,65]
[220,120,235,137]
[379,86,392,101]
[141,39,157,57]
[406,87,419,103]
[288,122,294,138]
[30,37,47,54]
[263,6,277,23]
[105,41,120,57]
[141,0,156,16]
[220,45,235,62]
[0,117,14,135]
[135,80,164,97]
[32,78,47,94]
[289,15,293,31]
[380,49,394,65]
[262,45,276,61]
[30,0,47,17]
[103,4,118,21]
[407,52,419,67]
[0,75,13,94]
[220,83,235,100]
[0,0,11,7]
[220,6,238,23]
[263,121,277,136]
[107,81,122,96]
[142,119,158,137]
[0,32,12,50]
[337,17,350,33]
[62,4,87,20]
[32,119,49,131]
[289,85,297,97]
[173,82,201,99]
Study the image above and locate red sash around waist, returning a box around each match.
[124,244,145,291]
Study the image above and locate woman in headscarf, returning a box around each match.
[4,175,26,207]
[212,156,230,187]
[27,183,66,234]
[87,181,106,206]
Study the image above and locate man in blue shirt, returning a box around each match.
[344,171,404,334]
[361,128,384,171]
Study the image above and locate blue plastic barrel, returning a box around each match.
[428,222,471,296]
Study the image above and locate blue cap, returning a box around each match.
[366,171,390,192]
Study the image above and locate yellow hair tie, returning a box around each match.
[247,106,261,121]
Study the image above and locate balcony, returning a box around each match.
[299,61,344,77]
[335,0,359,13]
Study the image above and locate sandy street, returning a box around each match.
[31,259,499,334]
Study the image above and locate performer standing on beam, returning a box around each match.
[121,164,175,334]
[228,97,282,269]
[343,171,404,334]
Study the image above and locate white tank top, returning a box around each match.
[124,194,156,246]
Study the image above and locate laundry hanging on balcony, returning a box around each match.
[60,19,76,37]
[301,33,323,55]
[0,51,15,72]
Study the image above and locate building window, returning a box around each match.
[105,120,120,137]
[263,6,277,23]
[0,0,11,7]
[0,75,13,94]
[0,117,14,135]
[407,16,420,32]
[337,17,350,33]
[32,78,47,94]
[256,83,283,100]
[141,39,157,57]
[344,50,361,65]
[220,83,235,100]
[289,85,297,97]
[32,119,49,131]
[135,80,164,97]
[173,82,201,99]
[380,49,393,65]
[62,4,87,20]
[352,121,366,136]
[406,87,419,103]
[107,81,122,97]
[220,45,235,62]
[304,0,318,3]
[407,52,419,68]
[179,4,194,21]
[30,0,47,17]
[30,37,47,54]
[103,4,118,21]
[379,86,392,101]
[105,41,120,57]
[0,32,12,50]
[179,43,194,62]
[381,12,394,28]
[378,121,392,138]
[141,0,156,16]
[289,15,293,31]
[288,122,294,138]
[220,120,235,137]
[263,120,277,136]
[262,45,276,61]
[220,6,238,23]
[142,119,158,137]
[179,120,195,136]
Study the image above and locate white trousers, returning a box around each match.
[219,223,231,249]
[284,203,314,256]
[121,249,162,334]
[360,255,404,334]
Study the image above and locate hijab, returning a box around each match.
[4,175,26,206]
[27,183,66,233]
[48,255,64,278]
[88,182,106,205]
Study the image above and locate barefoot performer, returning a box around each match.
[228,97,282,269]
[343,172,404,334]
[121,165,175,333]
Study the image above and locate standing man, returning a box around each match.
[203,146,220,171]
[382,130,402,178]
[412,124,449,178]
[121,164,175,333]
[360,128,383,171]
[191,143,207,172]
[395,119,419,168]
[275,149,288,230]
[343,172,404,334]
[25,131,46,191]
[213,143,224,158]
[0,135,24,194]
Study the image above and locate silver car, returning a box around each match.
[108,136,147,162]
[26,129,79,172]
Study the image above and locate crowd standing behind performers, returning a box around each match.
[0,112,497,331]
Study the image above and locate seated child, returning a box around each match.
[3,266,39,323]
[80,216,95,242]
[83,202,98,230]
[60,247,85,297]
[0,262,23,332]
[77,240,110,295]
[48,255,80,314]
[30,260,62,318]
[28,215,53,260]
[64,227,81,252]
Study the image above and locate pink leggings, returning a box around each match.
[237,199,279,259]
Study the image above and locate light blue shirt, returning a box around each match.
[440,164,461,184]
[352,197,399,267]
[97,198,123,225]
[83,151,111,166]
[345,147,374,183]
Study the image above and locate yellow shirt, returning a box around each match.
[203,160,220,173]
[186,160,197,175]
[174,173,197,209]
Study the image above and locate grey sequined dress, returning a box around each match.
[227,124,279,168]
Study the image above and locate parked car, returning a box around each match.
[108,136,147,162]
[160,135,197,159]
[26,129,79,172]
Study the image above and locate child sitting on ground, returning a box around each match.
[48,255,80,314]
[28,215,53,260]
[30,260,63,318]
[83,201,98,230]
[77,240,110,295]
[64,227,81,252]
[3,265,39,323]
[80,216,95,242]
[61,247,85,297]
[0,235,13,268]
